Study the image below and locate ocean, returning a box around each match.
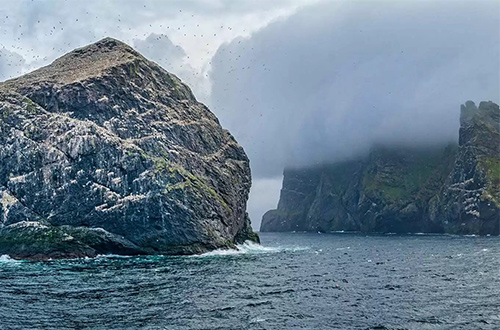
[0,232,498,330]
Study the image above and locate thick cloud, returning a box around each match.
[0,0,308,102]
[134,33,187,69]
[247,178,283,229]
[210,0,500,179]
[133,34,209,101]
[0,0,307,79]
[0,49,25,82]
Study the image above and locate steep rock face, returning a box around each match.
[261,146,456,233]
[0,38,257,259]
[435,101,500,234]
[261,101,499,235]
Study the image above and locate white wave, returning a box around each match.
[195,241,277,257]
[95,254,133,259]
[239,241,281,253]
[197,248,243,257]
[194,241,308,257]
[0,255,19,263]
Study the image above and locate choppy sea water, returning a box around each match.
[0,232,499,330]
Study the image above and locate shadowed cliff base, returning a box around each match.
[261,101,500,235]
[0,38,258,260]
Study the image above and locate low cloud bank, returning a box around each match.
[0,49,25,82]
[210,0,500,178]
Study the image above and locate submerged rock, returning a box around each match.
[0,38,258,259]
[261,101,499,235]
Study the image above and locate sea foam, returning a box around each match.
[0,255,19,263]
[194,241,308,257]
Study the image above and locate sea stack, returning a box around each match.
[0,38,258,260]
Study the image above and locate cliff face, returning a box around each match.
[0,38,258,259]
[261,147,457,233]
[261,101,499,235]
[435,101,500,234]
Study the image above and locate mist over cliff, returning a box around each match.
[1,0,498,229]
[210,1,500,179]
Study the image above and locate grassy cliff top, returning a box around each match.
[0,38,145,87]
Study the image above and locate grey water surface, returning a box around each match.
[1,232,498,330]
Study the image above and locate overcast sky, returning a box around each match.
[0,0,498,229]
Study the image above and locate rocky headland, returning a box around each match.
[0,38,258,260]
[261,101,499,235]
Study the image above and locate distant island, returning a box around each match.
[0,38,258,260]
[261,101,500,235]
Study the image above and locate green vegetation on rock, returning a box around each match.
[479,157,500,207]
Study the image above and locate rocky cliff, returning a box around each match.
[435,101,500,234]
[0,38,258,260]
[261,101,499,235]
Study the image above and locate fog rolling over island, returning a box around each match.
[209,1,499,227]
[261,101,500,235]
